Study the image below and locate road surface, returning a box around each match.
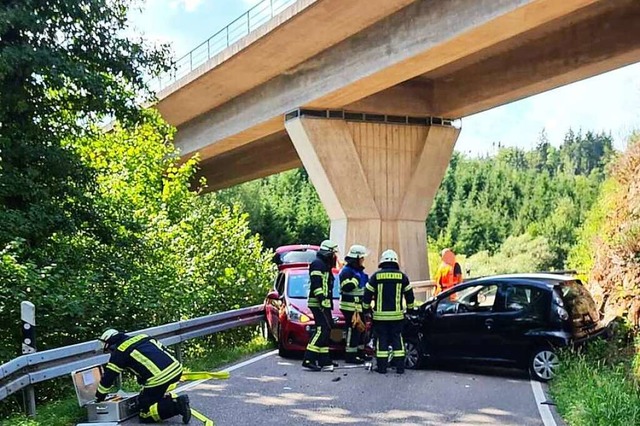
[126,350,563,426]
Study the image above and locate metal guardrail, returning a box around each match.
[149,0,298,93]
[0,304,265,403]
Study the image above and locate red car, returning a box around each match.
[264,245,346,357]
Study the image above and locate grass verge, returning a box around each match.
[2,335,272,426]
[550,335,640,426]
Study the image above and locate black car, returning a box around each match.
[403,273,609,381]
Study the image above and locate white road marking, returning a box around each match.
[175,350,278,393]
[530,380,558,426]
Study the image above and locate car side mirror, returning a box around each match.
[267,290,280,300]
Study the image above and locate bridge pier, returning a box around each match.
[284,110,459,280]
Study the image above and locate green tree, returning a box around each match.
[0,0,170,249]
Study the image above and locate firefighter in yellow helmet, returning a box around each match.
[97,329,191,424]
[363,249,415,374]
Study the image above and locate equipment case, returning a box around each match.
[71,365,139,423]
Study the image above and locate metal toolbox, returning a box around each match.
[71,365,140,423]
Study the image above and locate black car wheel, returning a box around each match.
[404,339,424,369]
[529,347,560,381]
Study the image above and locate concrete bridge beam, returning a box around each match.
[285,110,459,280]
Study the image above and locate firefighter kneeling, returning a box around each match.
[363,249,415,374]
[96,329,191,424]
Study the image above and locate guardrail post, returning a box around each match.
[21,301,36,416]
[175,342,183,364]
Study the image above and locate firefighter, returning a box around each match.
[363,249,415,374]
[302,239,339,372]
[96,329,191,424]
[433,248,463,295]
[339,244,369,364]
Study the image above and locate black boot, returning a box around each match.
[302,360,321,371]
[375,358,388,374]
[176,395,191,424]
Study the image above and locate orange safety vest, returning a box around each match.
[434,263,462,295]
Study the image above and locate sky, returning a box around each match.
[130,0,640,156]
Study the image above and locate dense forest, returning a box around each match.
[218,129,614,274]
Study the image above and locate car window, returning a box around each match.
[500,285,548,315]
[437,284,498,316]
[287,272,340,299]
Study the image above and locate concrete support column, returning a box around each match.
[285,110,460,280]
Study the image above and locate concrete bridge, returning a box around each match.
[153,0,640,280]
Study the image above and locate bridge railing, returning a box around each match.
[411,281,437,302]
[0,305,265,405]
[149,0,298,93]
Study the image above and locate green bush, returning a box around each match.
[464,233,554,276]
[0,116,274,415]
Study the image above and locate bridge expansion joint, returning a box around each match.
[284,108,458,127]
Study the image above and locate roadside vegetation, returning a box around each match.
[549,134,640,426]
[0,0,273,418]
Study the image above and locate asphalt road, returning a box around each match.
[126,351,563,426]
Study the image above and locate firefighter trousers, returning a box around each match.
[341,310,363,361]
[138,373,181,423]
[374,320,405,372]
[304,307,332,366]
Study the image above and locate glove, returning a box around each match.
[95,391,106,403]
[352,311,366,333]
[321,299,331,309]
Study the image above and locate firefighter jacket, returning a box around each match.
[339,264,368,312]
[308,256,334,309]
[363,263,415,321]
[97,334,182,398]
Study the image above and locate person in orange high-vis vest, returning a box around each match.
[433,249,463,295]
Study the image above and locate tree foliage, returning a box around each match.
[0,115,274,366]
[570,133,640,326]
[220,130,612,271]
[0,0,170,249]
[217,169,329,249]
[428,130,613,268]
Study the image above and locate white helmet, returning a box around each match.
[346,244,368,259]
[379,249,399,265]
[320,239,339,253]
[99,329,119,351]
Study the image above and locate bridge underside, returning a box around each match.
[158,0,640,278]
[162,0,640,191]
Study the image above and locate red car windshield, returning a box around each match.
[287,272,340,299]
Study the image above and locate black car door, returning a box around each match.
[487,282,552,364]
[426,282,499,360]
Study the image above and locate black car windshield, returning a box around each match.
[288,272,340,299]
